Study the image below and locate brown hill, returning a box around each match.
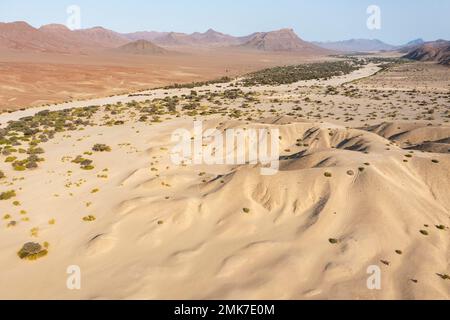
[124,31,168,42]
[0,22,130,53]
[313,39,396,52]
[113,39,168,55]
[39,24,105,53]
[130,29,240,47]
[239,28,328,53]
[75,26,129,48]
[0,21,71,53]
[404,40,450,65]
[190,29,239,46]
[152,32,194,46]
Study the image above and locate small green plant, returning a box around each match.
[5,156,17,163]
[13,165,26,171]
[0,170,5,179]
[420,230,429,236]
[324,172,332,178]
[0,190,16,200]
[17,242,48,261]
[83,215,96,222]
[30,227,39,237]
[243,208,250,213]
[92,144,112,152]
[72,156,86,164]
[329,238,339,244]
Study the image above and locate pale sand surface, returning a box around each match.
[0,61,449,299]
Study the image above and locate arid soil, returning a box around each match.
[0,59,449,300]
[0,49,331,111]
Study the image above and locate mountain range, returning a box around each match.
[0,22,327,54]
[0,21,447,60]
[0,21,129,53]
[313,39,397,52]
[112,39,168,55]
[403,40,450,65]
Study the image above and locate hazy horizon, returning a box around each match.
[1,0,449,45]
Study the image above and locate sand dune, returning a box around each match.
[0,116,448,299]
[0,59,448,300]
[365,122,450,153]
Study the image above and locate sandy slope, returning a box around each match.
[0,62,449,300]
[0,116,448,299]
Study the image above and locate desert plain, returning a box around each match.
[0,54,449,300]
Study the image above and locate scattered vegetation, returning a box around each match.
[163,76,232,90]
[241,61,361,86]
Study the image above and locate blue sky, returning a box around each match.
[0,0,449,45]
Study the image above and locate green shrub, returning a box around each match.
[92,144,111,152]
[5,156,17,163]
[17,242,48,260]
[0,190,16,200]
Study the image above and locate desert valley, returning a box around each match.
[0,19,449,300]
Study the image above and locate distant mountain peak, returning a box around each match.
[313,38,396,52]
[240,28,328,53]
[407,38,425,45]
[113,39,168,55]
[39,24,70,32]
[404,40,450,65]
